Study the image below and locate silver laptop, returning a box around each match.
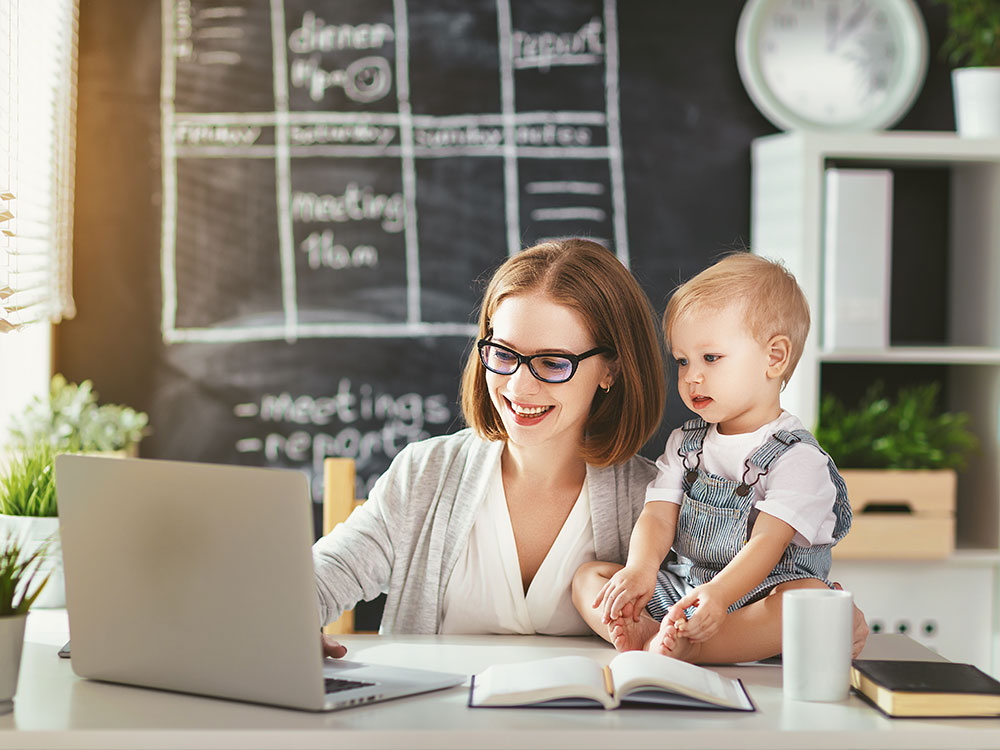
[54,453,465,712]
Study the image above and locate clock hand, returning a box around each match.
[825,3,840,51]
[839,2,871,41]
[827,1,871,52]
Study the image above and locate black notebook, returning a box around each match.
[851,659,1000,718]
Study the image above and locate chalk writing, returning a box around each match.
[516,124,593,147]
[512,18,604,71]
[173,0,194,60]
[289,12,395,54]
[291,185,405,232]
[290,55,393,103]
[174,123,261,147]
[300,231,378,270]
[162,0,630,347]
[414,125,504,149]
[234,380,453,499]
[290,123,397,148]
[253,381,450,427]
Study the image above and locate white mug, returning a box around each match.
[782,588,853,702]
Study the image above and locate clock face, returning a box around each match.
[736,0,928,131]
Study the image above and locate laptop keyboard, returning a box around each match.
[324,677,376,695]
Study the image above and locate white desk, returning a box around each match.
[4,610,1000,750]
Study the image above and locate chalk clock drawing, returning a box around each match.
[161,0,629,344]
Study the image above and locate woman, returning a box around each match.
[314,238,870,657]
[313,238,665,653]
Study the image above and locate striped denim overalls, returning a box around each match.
[646,417,852,621]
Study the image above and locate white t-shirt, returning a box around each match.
[645,411,838,547]
[440,461,596,636]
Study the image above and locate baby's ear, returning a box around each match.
[766,335,791,379]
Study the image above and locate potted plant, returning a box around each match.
[815,381,979,559]
[0,443,61,608]
[0,533,50,715]
[8,374,149,455]
[933,0,1000,136]
[1,377,148,609]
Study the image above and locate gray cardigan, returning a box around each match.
[312,428,656,633]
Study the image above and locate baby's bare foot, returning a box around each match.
[663,631,702,663]
[646,620,703,663]
[609,614,660,652]
[646,618,675,656]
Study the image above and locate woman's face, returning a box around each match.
[485,293,614,453]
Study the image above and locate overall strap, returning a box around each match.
[677,418,711,486]
[745,429,811,473]
[734,429,811,496]
[679,417,710,454]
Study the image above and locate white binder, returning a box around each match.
[822,168,894,350]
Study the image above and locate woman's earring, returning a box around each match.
[601,382,611,393]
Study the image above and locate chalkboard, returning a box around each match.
[62,0,957,511]
[164,1,633,340]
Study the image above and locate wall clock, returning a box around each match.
[735,0,929,131]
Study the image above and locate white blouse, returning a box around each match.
[440,460,596,635]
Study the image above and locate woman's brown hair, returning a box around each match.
[460,238,664,467]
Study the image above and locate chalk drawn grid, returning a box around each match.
[160,0,629,343]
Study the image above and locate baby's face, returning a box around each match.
[669,303,779,435]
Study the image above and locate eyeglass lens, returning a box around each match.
[479,344,574,382]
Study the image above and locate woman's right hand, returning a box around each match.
[321,634,348,659]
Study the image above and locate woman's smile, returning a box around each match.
[505,397,554,422]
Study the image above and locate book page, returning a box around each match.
[471,655,613,708]
[610,651,752,710]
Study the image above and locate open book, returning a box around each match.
[468,651,754,711]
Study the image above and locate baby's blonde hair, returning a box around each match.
[663,252,810,386]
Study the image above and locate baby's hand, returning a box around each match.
[665,584,728,643]
[592,565,656,623]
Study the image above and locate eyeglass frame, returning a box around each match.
[476,338,613,384]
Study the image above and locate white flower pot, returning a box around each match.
[952,67,1000,137]
[0,515,64,609]
[0,613,27,715]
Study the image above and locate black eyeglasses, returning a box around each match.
[477,339,612,384]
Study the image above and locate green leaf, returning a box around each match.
[815,381,979,470]
[7,374,149,454]
[0,443,58,517]
[0,533,52,615]
[932,0,1000,67]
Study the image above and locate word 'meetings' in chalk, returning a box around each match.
[233,378,453,500]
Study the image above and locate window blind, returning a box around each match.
[0,0,78,333]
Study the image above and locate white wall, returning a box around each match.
[0,323,52,454]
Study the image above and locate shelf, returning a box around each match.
[752,129,1000,554]
[834,550,1000,565]
[952,548,1000,565]
[756,130,1000,165]
[819,347,1000,365]
[753,129,1000,673]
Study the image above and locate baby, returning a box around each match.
[572,252,853,663]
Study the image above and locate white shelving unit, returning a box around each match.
[750,131,1000,673]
